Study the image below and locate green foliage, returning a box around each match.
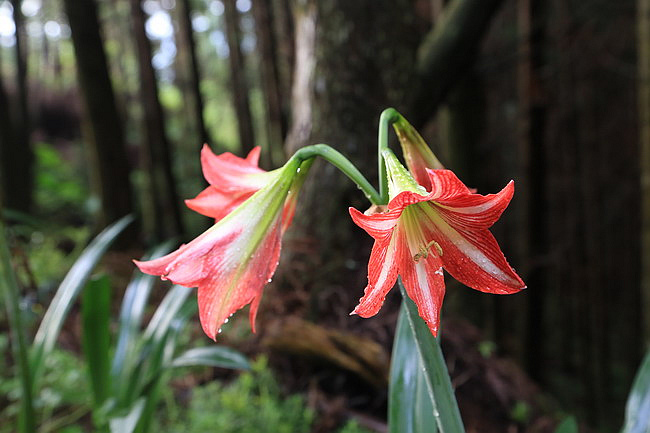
[160,356,314,433]
[509,401,531,424]
[553,416,578,433]
[33,142,89,218]
[159,356,370,433]
[0,346,91,433]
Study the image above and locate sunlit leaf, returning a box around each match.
[31,215,133,389]
[621,350,650,433]
[388,280,464,433]
[171,346,250,370]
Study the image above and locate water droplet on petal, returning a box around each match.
[218,328,223,334]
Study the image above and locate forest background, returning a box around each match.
[0,0,647,431]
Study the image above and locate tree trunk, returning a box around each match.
[223,0,255,154]
[282,0,419,320]
[252,0,286,166]
[129,0,184,241]
[4,0,33,214]
[514,0,548,379]
[62,0,133,227]
[271,0,294,119]
[639,0,650,347]
[176,0,211,148]
[0,70,15,211]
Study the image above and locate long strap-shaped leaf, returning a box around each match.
[30,215,134,387]
[171,346,250,370]
[82,275,112,408]
[621,350,650,433]
[390,280,465,433]
[389,301,438,433]
[111,241,174,401]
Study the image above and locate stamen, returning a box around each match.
[412,240,443,262]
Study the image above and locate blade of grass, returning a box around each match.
[397,279,465,432]
[389,301,438,433]
[621,350,650,433]
[31,215,134,387]
[171,346,250,370]
[82,275,112,407]
[0,219,35,433]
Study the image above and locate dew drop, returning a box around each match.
[267,278,272,283]
[297,167,301,173]
[218,328,223,334]
[224,318,229,324]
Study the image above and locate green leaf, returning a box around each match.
[621,350,650,433]
[30,215,134,387]
[389,303,438,433]
[111,242,175,401]
[109,398,145,433]
[554,416,578,433]
[120,285,193,407]
[81,275,112,408]
[389,280,465,433]
[171,346,250,370]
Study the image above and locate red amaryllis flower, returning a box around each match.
[185,145,277,222]
[350,150,525,336]
[135,157,310,340]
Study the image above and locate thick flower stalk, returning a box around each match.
[185,145,277,222]
[135,156,312,340]
[350,150,525,336]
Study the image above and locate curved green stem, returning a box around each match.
[378,108,401,204]
[290,144,382,205]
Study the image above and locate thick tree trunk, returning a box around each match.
[639,0,650,347]
[129,0,184,240]
[223,0,255,154]
[62,0,133,226]
[282,0,418,320]
[252,0,286,166]
[177,0,211,148]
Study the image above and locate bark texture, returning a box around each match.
[130,0,183,240]
[63,0,133,226]
[223,0,255,154]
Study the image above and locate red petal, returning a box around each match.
[245,146,261,165]
[399,243,446,337]
[197,220,283,339]
[418,203,525,294]
[352,232,402,317]
[432,180,515,229]
[349,206,401,239]
[185,186,253,221]
[200,144,265,189]
[426,169,472,200]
